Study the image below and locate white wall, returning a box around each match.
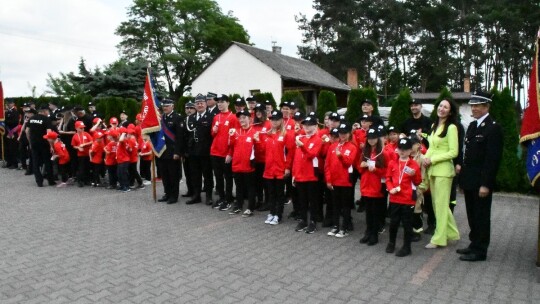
[191,44,283,101]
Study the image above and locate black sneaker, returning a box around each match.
[228,208,242,215]
[386,243,395,253]
[212,199,222,209]
[395,246,411,257]
[359,235,370,244]
[218,201,231,211]
[305,221,316,234]
[295,220,307,232]
[137,184,145,189]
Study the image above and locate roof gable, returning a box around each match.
[232,42,350,91]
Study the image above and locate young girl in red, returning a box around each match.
[139,135,153,182]
[358,128,388,245]
[71,121,93,187]
[324,123,357,238]
[104,130,118,189]
[385,137,422,257]
[44,131,70,187]
[89,131,105,187]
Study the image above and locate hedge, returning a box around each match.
[316,90,337,122]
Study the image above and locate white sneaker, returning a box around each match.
[265,214,274,224]
[327,227,339,236]
[242,209,253,217]
[56,182,67,188]
[335,230,349,238]
[143,180,152,185]
[269,216,279,225]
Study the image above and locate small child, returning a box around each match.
[116,128,131,192]
[385,137,422,257]
[127,127,144,189]
[139,135,153,182]
[71,121,93,187]
[104,130,119,189]
[358,128,388,245]
[89,131,105,187]
[44,131,70,187]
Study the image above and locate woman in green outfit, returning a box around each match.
[422,99,460,248]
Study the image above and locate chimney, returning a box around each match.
[463,73,471,93]
[272,46,282,54]
[347,68,358,89]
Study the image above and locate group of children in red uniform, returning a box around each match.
[43,116,153,192]
[206,99,427,257]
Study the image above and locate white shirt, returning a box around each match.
[476,113,489,127]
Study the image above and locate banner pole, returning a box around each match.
[1,135,4,165]
[152,153,157,203]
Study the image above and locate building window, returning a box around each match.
[250,89,261,96]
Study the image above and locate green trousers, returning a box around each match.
[428,176,460,246]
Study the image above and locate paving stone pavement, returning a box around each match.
[0,168,539,304]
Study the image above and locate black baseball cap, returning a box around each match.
[236,109,251,118]
[367,128,379,139]
[329,112,340,121]
[337,123,351,133]
[397,137,412,150]
[270,110,283,120]
[301,116,317,126]
[293,111,305,122]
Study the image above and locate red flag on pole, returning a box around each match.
[140,69,166,157]
[520,29,540,187]
[0,81,5,135]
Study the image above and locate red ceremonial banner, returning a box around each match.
[140,70,161,134]
[520,30,540,143]
[0,81,5,135]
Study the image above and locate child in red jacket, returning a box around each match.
[324,123,357,238]
[358,128,388,245]
[139,135,153,182]
[104,130,119,189]
[292,115,322,234]
[226,109,256,215]
[255,110,295,224]
[89,131,105,187]
[44,131,70,187]
[71,121,93,187]
[385,137,422,257]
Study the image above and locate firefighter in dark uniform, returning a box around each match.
[157,99,186,204]
[181,101,196,199]
[457,91,503,262]
[88,101,102,119]
[185,94,215,205]
[26,106,55,187]
[48,101,61,118]
[3,100,20,169]
[206,92,219,118]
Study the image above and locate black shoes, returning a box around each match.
[295,220,307,232]
[386,242,395,253]
[359,235,370,244]
[367,236,378,246]
[158,196,169,202]
[306,221,316,234]
[181,192,193,198]
[167,199,178,204]
[186,196,201,205]
[459,253,486,262]
[395,246,411,257]
[456,247,473,255]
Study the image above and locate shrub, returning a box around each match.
[316,90,337,122]
[281,90,306,113]
[388,88,412,129]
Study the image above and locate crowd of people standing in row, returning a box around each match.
[1,91,502,261]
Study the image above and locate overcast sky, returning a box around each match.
[0,0,315,97]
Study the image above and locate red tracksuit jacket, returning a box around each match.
[258,130,295,179]
[71,132,93,157]
[228,127,256,173]
[358,149,388,198]
[53,140,70,165]
[253,120,272,163]
[292,134,322,182]
[386,158,422,205]
[324,141,357,187]
[210,111,239,157]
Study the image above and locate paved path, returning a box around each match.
[0,168,539,303]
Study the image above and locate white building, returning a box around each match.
[190,42,350,112]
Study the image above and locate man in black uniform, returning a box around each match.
[3,100,20,169]
[48,101,61,118]
[457,91,503,262]
[157,99,186,204]
[73,106,94,132]
[185,94,214,205]
[26,106,55,187]
[206,92,219,118]
[181,102,196,199]
[88,101,102,119]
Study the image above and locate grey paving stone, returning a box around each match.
[1,168,539,304]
